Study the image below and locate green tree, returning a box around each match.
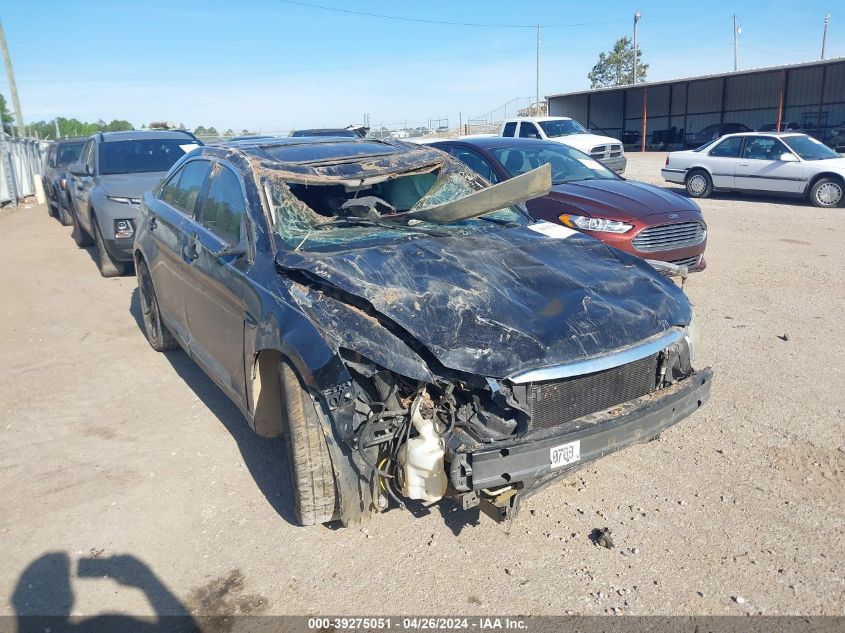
[588,37,648,89]
[0,93,13,132]
[26,117,135,139]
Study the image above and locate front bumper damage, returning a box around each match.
[451,368,712,521]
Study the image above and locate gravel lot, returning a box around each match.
[1,152,843,621]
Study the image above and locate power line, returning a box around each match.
[274,0,627,28]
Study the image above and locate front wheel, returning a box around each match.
[57,196,73,226]
[280,360,338,526]
[70,203,93,247]
[685,169,713,198]
[809,177,844,208]
[136,260,179,352]
[93,216,126,277]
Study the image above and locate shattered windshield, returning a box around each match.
[264,160,529,252]
[538,119,588,137]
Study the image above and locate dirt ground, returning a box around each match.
[1,152,843,621]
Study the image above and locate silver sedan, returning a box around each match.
[662,132,845,208]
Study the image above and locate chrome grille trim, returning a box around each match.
[508,328,685,384]
[670,254,702,268]
[632,222,706,252]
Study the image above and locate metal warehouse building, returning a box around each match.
[546,57,845,150]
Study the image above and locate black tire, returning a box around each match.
[57,196,73,226]
[136,260,179,352]
[685,169,713,198]
[809,177,844,208]
[70,202,93,247]
[47,198,57,218]
[280,360,338,526]
[92,215,126,277]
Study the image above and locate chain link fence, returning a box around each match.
[1,133,46,206]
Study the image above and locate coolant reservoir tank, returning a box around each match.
[399,411,447,503]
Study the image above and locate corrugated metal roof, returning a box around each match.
[546,56,845,100]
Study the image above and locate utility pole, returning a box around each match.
[0,20,25,137]
[733,15,741,71]
[821,14,830,60]
[632,11,641,84]
[54,118,60,140]
[535,24,540,117]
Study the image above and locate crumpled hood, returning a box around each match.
[548,179,700,221]
[277,226,692,380]
[96,172,167,198]
[549,133,620,152]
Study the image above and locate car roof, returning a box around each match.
[212,136,444,168]
[54,137,87,144]
[721,131,806,138]
[96,130,198,142]
[505,116,572,122]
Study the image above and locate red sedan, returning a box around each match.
[430,137,707,271]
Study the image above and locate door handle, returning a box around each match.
[148,217,157,231]
[184,233,200,261]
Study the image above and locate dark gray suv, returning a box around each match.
[42,137,85,225]
[66,130,202,277]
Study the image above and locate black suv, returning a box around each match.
[42,137,86,225]
[133,137,711,527]
[65,130,202,277]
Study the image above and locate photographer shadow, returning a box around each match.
[128,288,299,527]
[12,552,198,633]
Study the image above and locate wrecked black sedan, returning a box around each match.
[133,136,711,526]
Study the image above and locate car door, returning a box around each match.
[704,135,743,188]
[735,136,805,193]
[147,158,213,344]
[72,139,96,230]
[43,146,57,202]
[180,160,251,406]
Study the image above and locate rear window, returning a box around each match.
[57,142,84,166]
[99,139,196,175]
[265,141,400,163]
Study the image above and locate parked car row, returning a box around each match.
[45,129,712,528]
[663,131,845,208]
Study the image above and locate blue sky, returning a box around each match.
[1,0,842,133]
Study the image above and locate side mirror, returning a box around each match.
[214,242,248,259]
[68,162,87,176]
[779,152,799,162]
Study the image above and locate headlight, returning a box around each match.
[559,214,633,234]
[685,310,700,365]
[106,196,141,206]
[114,219,134,239]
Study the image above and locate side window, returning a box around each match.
[85,142,97,173]
[709,136,743,158]
[449,147,500,183]
[47,145,57,168]
[160,160,212,216]
[519,122,541,139]
[741,137,784,160]
[197,164,246,244]
[79,140,94,170]
[502,122,517,137]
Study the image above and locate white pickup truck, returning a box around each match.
[500,116,627,174]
